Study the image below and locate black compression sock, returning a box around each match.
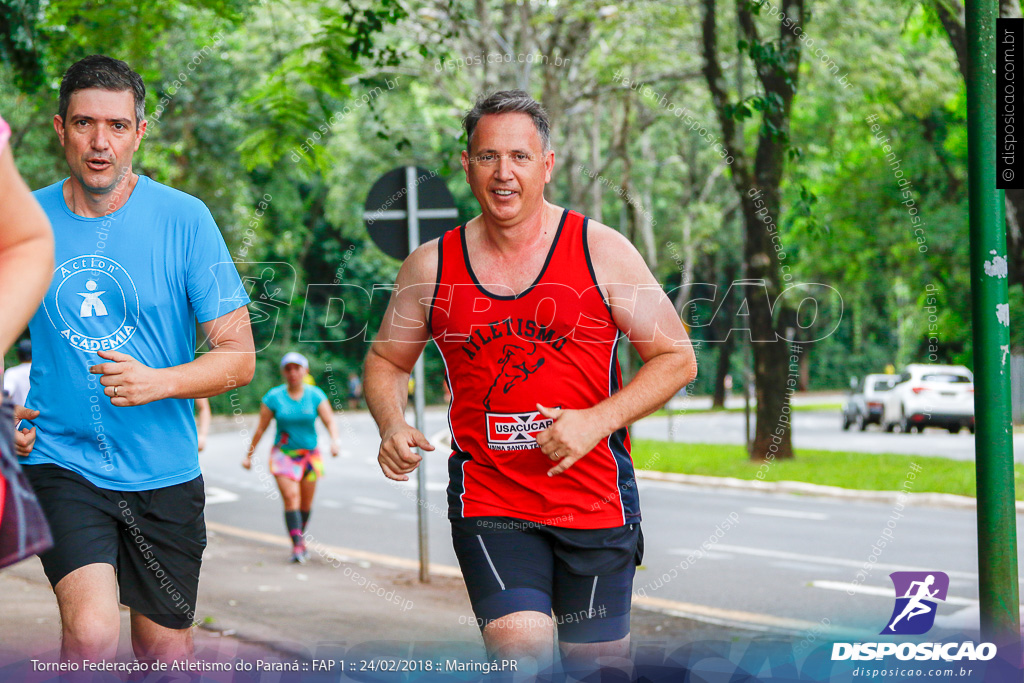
[285,509,303,547]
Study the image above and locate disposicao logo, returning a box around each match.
[881,571,948,635]
[831,570,997,662]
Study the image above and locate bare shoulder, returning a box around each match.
[398,237,440,287]
[584,219,653,284]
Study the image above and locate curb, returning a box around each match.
[634,469,1023,512]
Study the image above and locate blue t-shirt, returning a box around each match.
[23,176,250,490]
[262,385,328,451]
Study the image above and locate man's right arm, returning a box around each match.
[364,239,438,481]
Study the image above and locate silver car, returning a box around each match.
[842,374,899,431]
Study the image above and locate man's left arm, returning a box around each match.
[91,304,255,405]
[537,222,696,476]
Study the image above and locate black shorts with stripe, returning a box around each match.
[451,516,643,643]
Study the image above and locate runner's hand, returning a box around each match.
[13,405,37,424]
[535,404,606,477]
[331,439,341,458]
[13,406,39,458]
[378,424,433,481]
[242,454,252,470]
[90,349,169,406]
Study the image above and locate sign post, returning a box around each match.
[967,3,1019,643]
[364,166,458,583]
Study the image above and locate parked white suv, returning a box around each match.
[881,364,975,434]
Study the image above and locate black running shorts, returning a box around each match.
[23,463,206,630]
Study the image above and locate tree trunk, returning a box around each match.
[740,189,795,460]
[711,261,739,408]
[702,0,805,461]
[799,346,810,391]
[712,328,736,409]
[637,131,658,269]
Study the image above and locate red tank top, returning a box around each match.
[429,209,639,529]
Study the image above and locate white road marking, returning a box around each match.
[205,487,240,505]
[745,506,828,520]
[428,428,452,452]
[666,548,734,560]
[351,506,382,515]
[353,497,400,510]
[811,580,976,605]
[934,605,982,630]
[634,595,872,639]
[321,500,342,509]
[773,561,841,574]
[393,480,447,492]
[714,544,981,580]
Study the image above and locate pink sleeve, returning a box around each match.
[0,116,9,153]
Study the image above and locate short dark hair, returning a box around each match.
[16,339,31,362]
[463,90,550,152]
[58,55,146,128]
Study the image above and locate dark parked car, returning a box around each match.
[842,374,899,431]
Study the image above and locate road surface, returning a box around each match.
[199,407,1022,640]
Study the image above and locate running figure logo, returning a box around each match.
[78,280,108,317]
[483,341,545,410]
[881,571,949,635]
[44,255,140,352]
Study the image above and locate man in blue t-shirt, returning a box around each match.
[17,55,254,664]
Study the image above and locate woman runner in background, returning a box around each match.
[243,352,340,563]
[0,111,55,568]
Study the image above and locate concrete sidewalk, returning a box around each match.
[0,519,749,676]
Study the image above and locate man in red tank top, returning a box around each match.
[365,91,696,677]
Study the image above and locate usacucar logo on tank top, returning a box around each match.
[482,340,557,451]
[44,255,140,352]
[486,408,559,451]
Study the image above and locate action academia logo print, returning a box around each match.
[44,255,140,352]
[880,571,949,635]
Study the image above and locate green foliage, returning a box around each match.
[0,0,1001,416]
[0,0,48,91]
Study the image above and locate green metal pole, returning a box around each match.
[966,0,1020,643]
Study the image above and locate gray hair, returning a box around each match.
[463,90,550,152]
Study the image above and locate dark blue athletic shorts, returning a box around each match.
[451,516,643,643]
